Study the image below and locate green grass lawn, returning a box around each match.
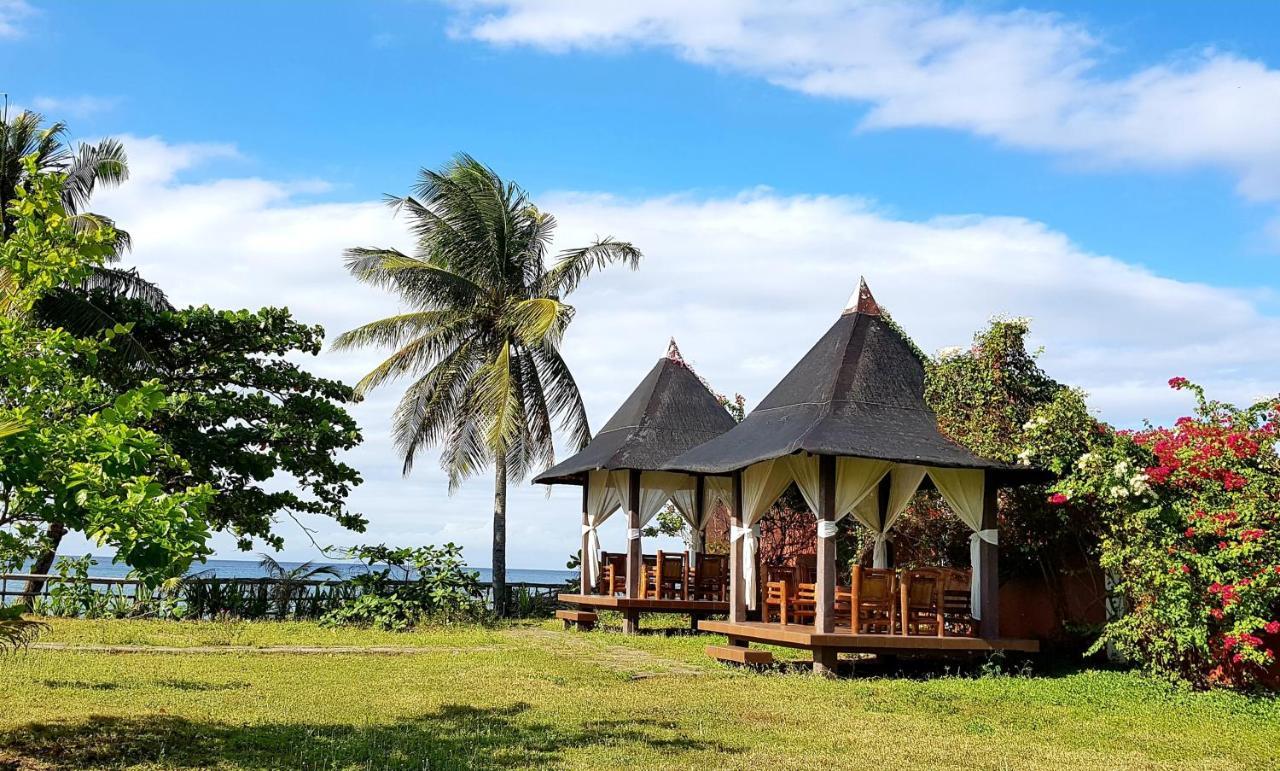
[3,617,1278,770]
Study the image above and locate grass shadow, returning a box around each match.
[0,703,735,770]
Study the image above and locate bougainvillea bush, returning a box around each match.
[1026,379,1280,689]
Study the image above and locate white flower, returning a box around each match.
[1076,452,1094,469]
[1114,460,1129,475]
[937,346,965,360]
[1016,449,1032,466]
[1109,485,1128,499]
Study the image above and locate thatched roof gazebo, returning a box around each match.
[534,341,736,631]
[666,280,1046,672]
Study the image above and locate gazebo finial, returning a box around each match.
[842,276,882,317]
[666,337,687,366]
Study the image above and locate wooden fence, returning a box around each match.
[0,572,568,620]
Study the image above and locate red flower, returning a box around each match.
[1210,608,1225,620]
[1047,493,1068,506]
[1184,527,1196,538]
[1169,376,1189,389]
[1241,529,1265,542]
[1180,564,1191,574]
[1266,621,1280,635]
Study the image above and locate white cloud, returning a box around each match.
[74,135,1278,569]
[448,1,1280,201]
[0,0,31,38]
[31,95,121,119]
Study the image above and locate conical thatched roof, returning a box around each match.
[533,340,736,486]
[666,281,1041,482]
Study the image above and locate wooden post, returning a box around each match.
[729,470,746,623]
[877,474,892,568]
[624,469,642,634]
[580,479,592,595]
[693,474,706,556]
[978,472,1000,639]
[813,647,838,678]
[815,455,837,635]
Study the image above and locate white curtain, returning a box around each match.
[837,457,892,527]
[582,470,621,589]
[687,476,732,552]
[853,465,928,568]
[607,471,672,545]
[649,472,698,546]
[737,459,793,609]
[928,467,993,620]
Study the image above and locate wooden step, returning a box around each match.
[706,644,773,666]
[556,609,597,630]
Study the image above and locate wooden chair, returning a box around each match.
[789,582,818,625]
[844,566,897,634]
[793,553,818,583]
[597,552,627,596]
[692,553,728,601]
[639,554,659,598]
[654,551,688,599]
[939,568,976,637]
[762,565,796,624]
[900,569,944,637]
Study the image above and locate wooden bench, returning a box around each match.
[706,644,773,667]
[556,609,597,631]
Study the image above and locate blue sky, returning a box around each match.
[4,1,1280,568]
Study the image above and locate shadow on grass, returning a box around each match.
[0,703,734,770]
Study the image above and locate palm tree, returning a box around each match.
[334,154,641,615]
[0,106,171,329]
[258,554,340,619]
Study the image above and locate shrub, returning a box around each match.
[320,543,484,631]
[1027,379,1280,689]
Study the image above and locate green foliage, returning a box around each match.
[0,162,214,585]
[70,294,366,550]
[320,543,485,631]
[1028,379,1280,689]
[0,605,43,652]
[907,318,1098,582]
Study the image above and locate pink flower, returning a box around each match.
[1169,376,1189,389]
[1048,493,1068,506]
[1185,527,1196,538]
[1265,621,1280,635]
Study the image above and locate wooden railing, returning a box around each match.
[0,572,568,620]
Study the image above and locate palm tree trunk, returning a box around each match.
[492,454,508,617]
[21,521,67,606]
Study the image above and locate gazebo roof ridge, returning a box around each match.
[532,339,737,486]
[664,280,1046,481]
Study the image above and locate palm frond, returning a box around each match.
[0,416,27,439]
[540,237,642,298]
[61,137,129,215]
[79,266,169,310]
[35,288,155,367]
[330,310,465,352]
[508,297,570,346]
[529,344,592,451]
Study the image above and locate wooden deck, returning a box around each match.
[557,593,729,614]
[698,619,1039,654]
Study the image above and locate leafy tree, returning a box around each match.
[901,319,1102,625]
[0,161,213,592]
[1027,379,1280,689]
[65,293,366,552]
[335,154,641,614]
[1,108,168,321]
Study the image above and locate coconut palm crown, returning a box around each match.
[334,154,641,613]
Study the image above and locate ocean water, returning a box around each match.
[23,556,574,586]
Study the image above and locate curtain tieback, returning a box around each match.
[816,520,838,538]
[581,524,595,536]
[729,524,749,542]
[627,528,641,540]
[970,529,998,545]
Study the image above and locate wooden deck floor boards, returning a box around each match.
[698,619,1039,653]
